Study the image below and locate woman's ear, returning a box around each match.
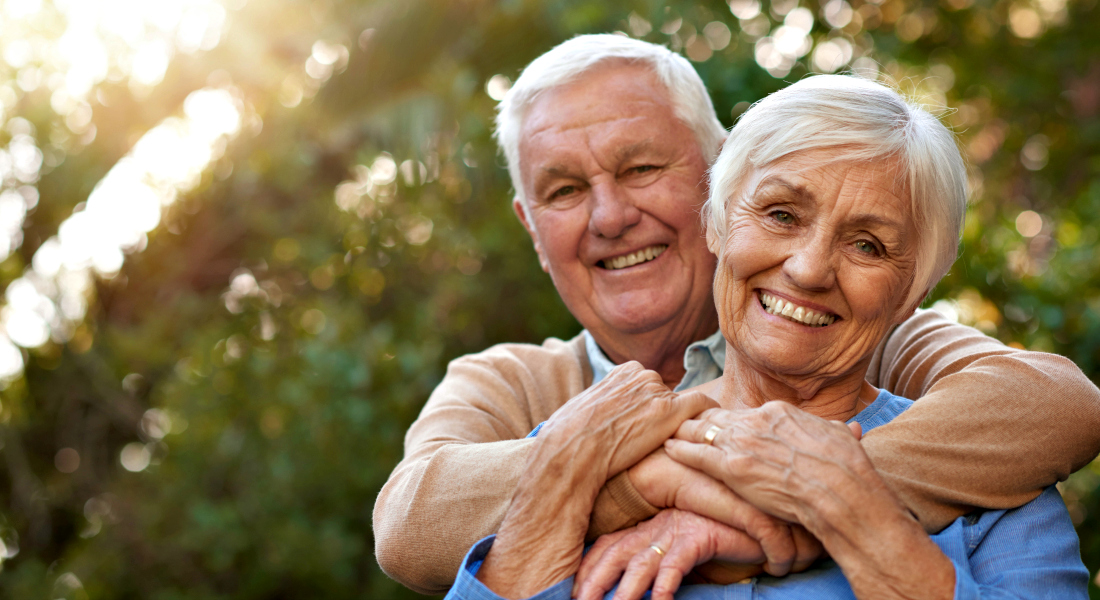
[705,218,720,255]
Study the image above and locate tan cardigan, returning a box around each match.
[373,309,1100,595]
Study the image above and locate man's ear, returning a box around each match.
[512,197,550,273]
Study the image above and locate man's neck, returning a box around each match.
[590,307,719,388]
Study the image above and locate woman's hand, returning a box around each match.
[665,402,956,600]
[573,508,822,600]
[665,402,871,525]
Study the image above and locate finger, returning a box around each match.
[789,525,826,573]
[664,438,736,483]
[662,467,789,571]
[611,546,664,600]
[674,390,720,418]
[606,391,720,476]
[575,530,632,598]
[651,564,686,600]
[847,421,863,440]
[576,538,646,600]
[673,417,711,443]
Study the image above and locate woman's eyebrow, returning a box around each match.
[754,176,813,201]
[849,213,906,230]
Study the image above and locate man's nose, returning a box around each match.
[587,181,642,238]
[782,233,836,291]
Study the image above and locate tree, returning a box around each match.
[0,0,1096,598]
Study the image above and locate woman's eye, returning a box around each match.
[855,240,879,255]
[771,211,794,224]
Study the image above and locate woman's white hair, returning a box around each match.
[495,34,726,207]
[705,74,967,310]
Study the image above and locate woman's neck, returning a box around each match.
[715,343,880,422]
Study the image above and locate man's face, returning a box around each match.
[514,62,717,351]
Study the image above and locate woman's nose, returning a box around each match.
[782,235,836,291]
[588,182,642,238]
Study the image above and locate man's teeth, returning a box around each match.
[759,292,836,327]
[603,245,668,270]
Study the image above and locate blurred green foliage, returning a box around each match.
[0,0,1098,598]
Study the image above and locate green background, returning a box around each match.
[0,0,1098,597]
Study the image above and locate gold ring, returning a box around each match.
[649,544,665,557]
[703,425,722,445]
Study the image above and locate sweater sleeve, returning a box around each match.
[862,308,1100,533]
[374,337,610,594]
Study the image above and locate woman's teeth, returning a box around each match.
[759,292,837,327]
[602,245,668,270]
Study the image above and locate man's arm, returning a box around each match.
[374,338,675,594]
[863,308,1100,531]
[373,340,586,594]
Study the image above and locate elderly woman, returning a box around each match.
[444,75,1089,600]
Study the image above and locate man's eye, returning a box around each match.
[632,165,656,174]
[855,240,879,255]
[550,185,576,199]
[771,211,794,224]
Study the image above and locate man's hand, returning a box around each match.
[538,361,718,480]
[476,362,716,599]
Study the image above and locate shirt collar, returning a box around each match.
[584,329,725,392]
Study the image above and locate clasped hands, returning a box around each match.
[478,363,870,600]
[572,370,871,600]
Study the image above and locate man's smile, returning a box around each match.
[599,244,668,270]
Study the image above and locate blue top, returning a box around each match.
[444,390,1089,600]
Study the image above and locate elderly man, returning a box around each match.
[373,35,1100,597]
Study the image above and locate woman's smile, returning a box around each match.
[757,290,838,327]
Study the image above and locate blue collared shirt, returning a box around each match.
[585,329,726,392]
[445,390,1089,600]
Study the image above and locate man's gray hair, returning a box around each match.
[495,34,726,207]
[705,74,967,311]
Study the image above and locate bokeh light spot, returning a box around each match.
[55,448,81,473]
[1015,210,1043,237]
[119,442,151,472]
[486,74,511,101]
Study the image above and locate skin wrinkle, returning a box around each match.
[514,62,718,386]
[711,153,920,410]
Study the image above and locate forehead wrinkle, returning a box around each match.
[754,175,816,204]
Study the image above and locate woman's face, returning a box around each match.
[712,150,920,391]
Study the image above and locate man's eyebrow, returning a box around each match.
[611,139,657,163]
[536,139,660,181]
[539,165,573,179]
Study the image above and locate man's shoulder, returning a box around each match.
[429,333,592,420]
[448,333,588,372]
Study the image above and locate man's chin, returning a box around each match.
[586,303,685,338]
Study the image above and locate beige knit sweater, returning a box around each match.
[373,309,1100,595]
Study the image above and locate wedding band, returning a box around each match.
[649,544,665,557]
[703,425,722,445]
